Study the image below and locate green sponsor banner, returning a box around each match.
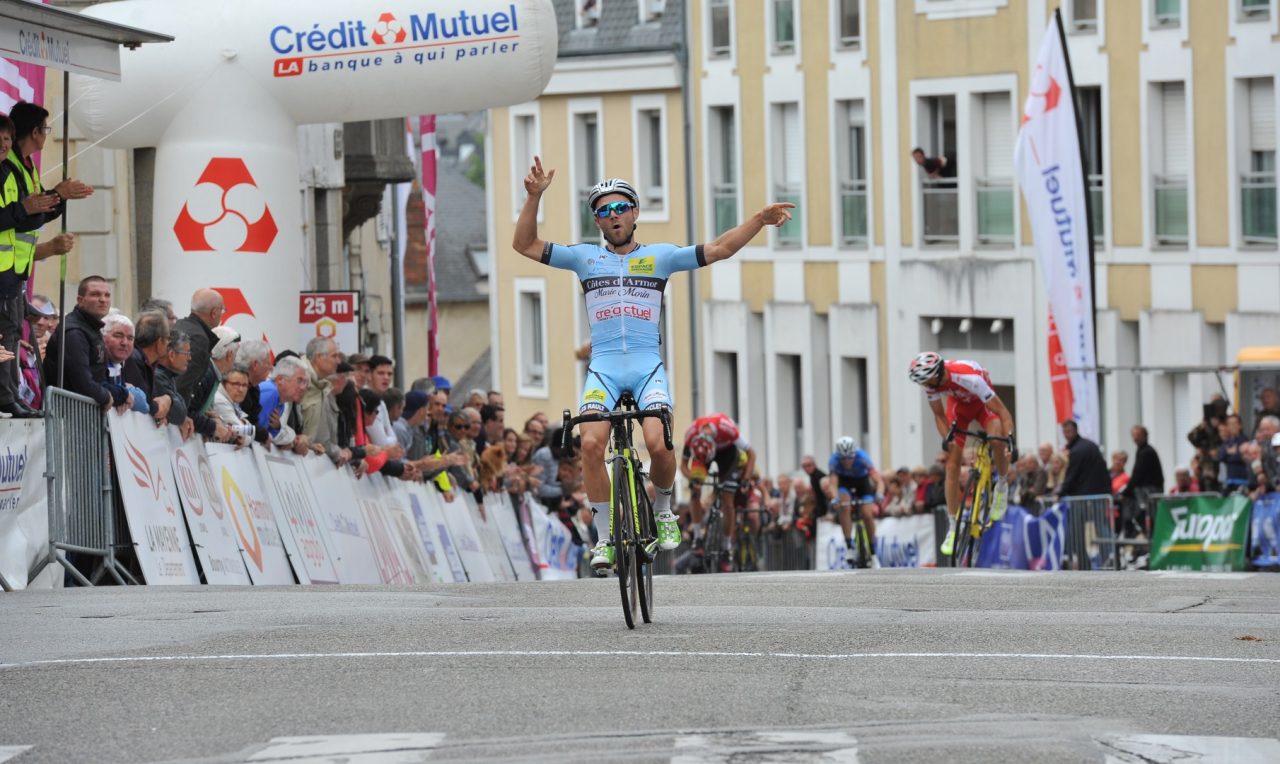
[1150,495,1252,572]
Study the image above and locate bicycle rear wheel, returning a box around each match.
[634,466,654,623]
[704,503,724,574]
[855,520,873,569]
[612,460,638,629]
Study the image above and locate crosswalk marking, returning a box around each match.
[1103,735,1280,764]
[0,747,32,763]
[671,730,859,763]
[247,734,445,763]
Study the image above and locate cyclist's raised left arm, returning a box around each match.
[512,156,555,260]
[701,203,795,264]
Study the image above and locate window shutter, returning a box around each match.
[1161,82,1187,175]
[1249,78,1276,152]
[982,93,1013,178]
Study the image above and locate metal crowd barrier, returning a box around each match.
[33,387,135,586]
[1038,494,1119,571]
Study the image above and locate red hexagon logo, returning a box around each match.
[371,12,407,45]
[173,158,278,253]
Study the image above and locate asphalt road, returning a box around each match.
[1,569,1278,763]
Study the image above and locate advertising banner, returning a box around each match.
[206,443,294,585]
[975,505,1066,571]
[872,514,938,568]
[302,457,382,584]
[353,474,415,584]
[440,493,495,582]
[375,476,436,584]
[516,493,548,577]
[487,493,537,581]
[467,493,516,582]
[405,483,465,583]
[526,504,578,581]
[299,291,359,356]
[0,421,50,590]
[815,520,854,571]
[168,432,251,585]
[258,451,340,584]
[1151,495,1252,572]
[107,412,200,585]
[1251,493,1280,568]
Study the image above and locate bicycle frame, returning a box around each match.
[947,425,1013,567]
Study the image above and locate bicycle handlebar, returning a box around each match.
[943,423,1016,452]
[560,405,674,452]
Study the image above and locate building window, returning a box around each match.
[516,280,548,395]
[709,105,738,235]
[709,0,732,57]
[772,102,804,246]
[1153,81,1188,246]
[1070,0,1097,31]
[714,351,740,422]
[640,0,665,23]
[776,353,803,470]
[838,0,861,48]
[511,111,538,217]
[919,95,958,246]
[1078,86,1106,246]
[636,107,666,214]
[578,0,601,29]
[1240,0,1270,21]
[1152,0,1180,28]
[1242,77,1277,246]
[773,0,796,53]
[976,92,1014,246]
[574,111,601,240]
[840,357,869,452]
[836,99,868,247]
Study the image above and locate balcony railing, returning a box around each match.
[922,178,959,246]
[774,183,802,246]
[1241,171,1278,246]
[840,179,868,246]
[1154,174,1188,246]
[578,189,596,240]
[976,177,1014,246]
[712,182,738,236]
[1088,173,1105,245]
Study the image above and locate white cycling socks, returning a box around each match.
[590,500,610,543]
[654,484,674,515]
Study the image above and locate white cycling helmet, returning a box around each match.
[835,436,857,457]
[586,178,639,210]
[908,351,944,385]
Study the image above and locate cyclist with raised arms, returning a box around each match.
[827,436,884,567]
[907,351,1016,556]
[513,156,793,573]
[679,412,756,572]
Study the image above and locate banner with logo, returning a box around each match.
[353,474,415,584]
[440,493,495,582]
[1251,493,1280,568]
[299,291,359,356]
[872,514,938,568]
[975,504,1067,571]
[257,451,340,584]
[373,475,437,584]
[205,443,294,585]
[107,412,200,585]
[168,432,251,585]
[467,493,516,582]
[0,421,50,590]
[516,493,548,578]
[1014,13,1100,441]
[526,503,579,581]
[301,456,382,584]
[815,520,856,571]
[1151,495,1252,572]
[486,493,537,581]
[405,483,466,583]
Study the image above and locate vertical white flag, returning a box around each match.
[1014,14,1100,441]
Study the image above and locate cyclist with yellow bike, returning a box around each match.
[907,352,1017,557]
[680,413,756,573]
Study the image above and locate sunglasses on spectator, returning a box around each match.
[594,201,635,219]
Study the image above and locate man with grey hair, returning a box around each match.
[257,355,317,455]
[301,336,350,465]
[139,298,178,330]
[123,310,172,423]
[175,288,225,399]
[236,339,272,442]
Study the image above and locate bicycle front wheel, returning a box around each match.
[952,474,980,567]
[613,459,639,629]
[634,468,654,623]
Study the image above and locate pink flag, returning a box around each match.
[419,115,439,377]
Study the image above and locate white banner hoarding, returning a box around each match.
[468,493,516,583]
[354,475,415,584]
[376,476,436,584]
[107,412,199,585]
[1014,16,1100,440]
[406,483,467,583]
[872,514,938,569]
[258,451,341,585]
[527,505,579,581]
[815,520,853,572]
[0,421,52,590]
[487,493,537,581]
[302,456,382,584]
[440,493,494,583]
[168,432,251,585]
[206,443,294,585]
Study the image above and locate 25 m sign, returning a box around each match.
[298,290,360,353]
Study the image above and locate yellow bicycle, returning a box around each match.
[946,425,1014,567]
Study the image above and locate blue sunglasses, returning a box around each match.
[594,201,636,219]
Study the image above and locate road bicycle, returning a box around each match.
[734,505,774,572]
[687,472,733,574]
[841,498,874,569]
[945,424,1015,567]
[561,393,672,629]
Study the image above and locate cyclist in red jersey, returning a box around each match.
[679,413,756,572]
[907,351,1016,556]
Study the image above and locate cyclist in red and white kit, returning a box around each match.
[907,351,1016,556]
[679,413,756,572]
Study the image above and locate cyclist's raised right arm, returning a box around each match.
[512,156,555,260]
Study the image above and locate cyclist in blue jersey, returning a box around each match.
[513,156,794,573]
[828,436,884,567]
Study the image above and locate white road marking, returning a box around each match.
[1147,572,1257,580]
[672,730,858,763]
[1102,734,1280,763]
[248,733,445,763]
[3,650,1278,670]
[0,747,31,763]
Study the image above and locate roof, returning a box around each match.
[0,0,172,48]
[555,0,684,56]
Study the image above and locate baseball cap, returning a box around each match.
[211,326,241,357]
[26,300,56,318]
[403,390,429,419]
[431,374,452,391]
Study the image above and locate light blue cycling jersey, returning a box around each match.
[541,240,706,411]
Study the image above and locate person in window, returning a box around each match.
[911,147,956,179]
